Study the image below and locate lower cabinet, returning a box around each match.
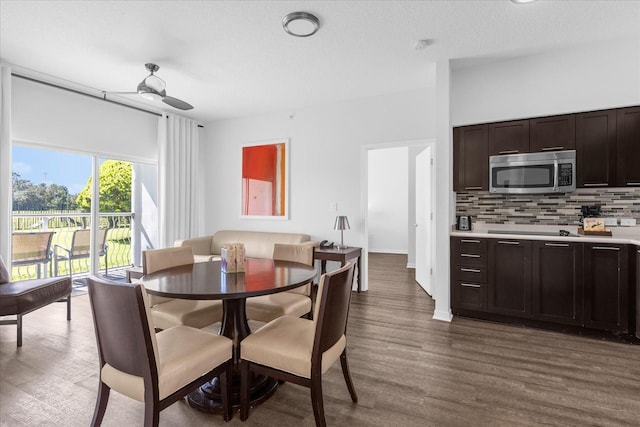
[636,247,640,339]
[487,239,531,318]
[583,243,628,332]
[451,237,633,336]
[531,241,583,325]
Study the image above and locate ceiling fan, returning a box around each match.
[114,63,193,110]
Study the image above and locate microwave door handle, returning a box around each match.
[553,160,559,191]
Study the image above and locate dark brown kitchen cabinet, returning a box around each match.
[488,239,531,318]
[451,237,488,311]
[636,247,640,339]
[488,120,529,156]
[583,243,628,332]
[529,114,576,152]
[576,109,617,188]
[531,241,583,325]
[453,125,489,191]
[616,106,640,187]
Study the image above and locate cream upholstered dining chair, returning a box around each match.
[143,247,223,330]
[87,276,233,426]
[245,243,314,323]
[240,262,358,427]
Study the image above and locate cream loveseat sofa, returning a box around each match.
[174,230,315,262]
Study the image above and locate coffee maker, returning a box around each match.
[579,205,601,226]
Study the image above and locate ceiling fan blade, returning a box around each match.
[162,95,194,110]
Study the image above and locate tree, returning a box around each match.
[12,172,77,211]
[76,160,132,212]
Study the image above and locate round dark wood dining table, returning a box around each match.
[142,258,317,413]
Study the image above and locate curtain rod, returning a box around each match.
[11,73,204,128]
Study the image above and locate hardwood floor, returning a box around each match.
[2,253,640,426]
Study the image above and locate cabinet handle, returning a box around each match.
[460,268,481,273]
[461,254,480,258]
[592,246,620,251]
[545,243,569,247]
[464,186,483,190]
[498,150,518,154]
[498,240,520,245]
[626,182,640,186]
[583,183,608,187]
[541,146,564,151]
[461,239,481,243]
[460,283,481,288]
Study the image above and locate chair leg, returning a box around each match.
[340,350,358,403]
[91,382,110,427]
[143,399,160,427]
[67,295,72,321]
[240,360,250,421]
[16,315,22,347]
[310,376,326,427]
[220,362,233,421]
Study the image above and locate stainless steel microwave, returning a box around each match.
[489,150,576,194]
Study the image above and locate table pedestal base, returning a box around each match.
[187,374,278,413]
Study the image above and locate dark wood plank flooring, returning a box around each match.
[2,253,640,426]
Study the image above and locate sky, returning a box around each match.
[12,146,93,195]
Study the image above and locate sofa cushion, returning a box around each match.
[0,276,71,316]
[211,230,311,259]
[0,256,9,284]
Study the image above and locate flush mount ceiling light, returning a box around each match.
[510,0,538,3]
[282,11,320,37]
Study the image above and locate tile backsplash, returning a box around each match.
[456,188,640,225]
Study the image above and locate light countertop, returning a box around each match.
[451,222,640,246]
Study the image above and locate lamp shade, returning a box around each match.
[334,216,350,231]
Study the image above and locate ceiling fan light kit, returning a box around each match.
[282,11,319,37]
[134,63,193,110]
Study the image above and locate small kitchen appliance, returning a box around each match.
[456,215,472,231]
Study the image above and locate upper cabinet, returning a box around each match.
[616,106,640,187]
[453,105,639,191]
[529,114,576,152]
[453,125,489,191]
[576,109,617,187]
[488,120,529,156]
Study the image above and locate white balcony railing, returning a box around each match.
[11,211,133,281]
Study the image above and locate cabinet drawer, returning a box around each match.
[453,265,487,283]
[452,281,487,311]
[453,237,488,254]
[453,251,487,267]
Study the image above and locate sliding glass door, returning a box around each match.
[10,145,154,281]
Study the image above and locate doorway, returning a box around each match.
[363,139,434,294]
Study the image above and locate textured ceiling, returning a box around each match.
[1,0,638,122]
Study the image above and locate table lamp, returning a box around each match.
[333,215,350,249]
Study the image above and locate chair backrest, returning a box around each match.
[11,231,54,263]
[312,262,355,357]
[87,276,159,381]
[70,228,108,257]
[273,243,314,296]
[142,246,195,275]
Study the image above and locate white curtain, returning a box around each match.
[0,65,12,261]
[157,113,201,248]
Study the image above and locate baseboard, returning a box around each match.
[368,249,408,255]
[432,309,453,322]
[406,263,415,269]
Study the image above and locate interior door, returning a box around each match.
[415,147,432,295]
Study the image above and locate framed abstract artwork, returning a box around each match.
[241,139,289,219]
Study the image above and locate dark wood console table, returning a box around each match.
[314,246,363,292]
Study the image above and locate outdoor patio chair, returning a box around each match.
[11,231,54,278]
[54,228,109,277]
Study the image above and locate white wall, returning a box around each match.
[367,147,408,254]
[203,89,436,290]
[451,37,640,126]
